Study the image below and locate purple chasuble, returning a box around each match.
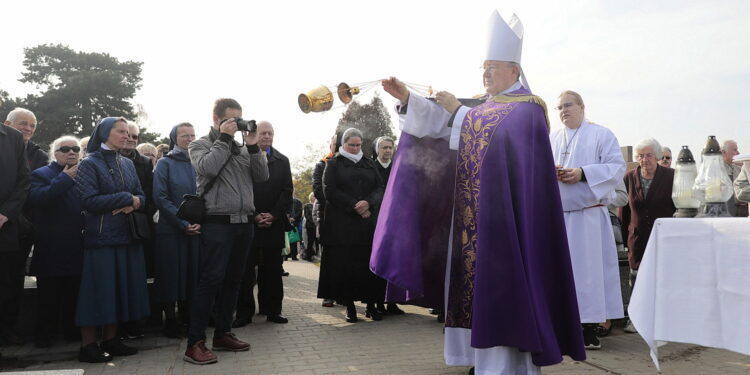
[371,88,586,366]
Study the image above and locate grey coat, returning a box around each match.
[189,127,269,223]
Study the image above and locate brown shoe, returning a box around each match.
[184,340,218,365]
[212,332,250,352]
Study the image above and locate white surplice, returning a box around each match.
[396,83,541,375]
[550,119,625,323]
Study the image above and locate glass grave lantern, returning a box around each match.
[693,136,733,217]
[671,146,700,217]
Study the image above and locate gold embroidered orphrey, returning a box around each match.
[446,93,549,327]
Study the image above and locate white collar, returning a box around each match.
[378,158,392,168]
[100,142,112,150]
[501,81,523,94]
[338,147,363,163]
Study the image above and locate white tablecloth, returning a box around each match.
[628,218,750,371]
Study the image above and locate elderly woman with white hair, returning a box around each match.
[620,137,676,332]
[322,128,385,322]
[28,135,85,348]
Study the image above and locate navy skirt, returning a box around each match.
[153,234,200,304]
[75,244,150,326]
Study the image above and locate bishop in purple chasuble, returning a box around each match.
[371,89,586,366]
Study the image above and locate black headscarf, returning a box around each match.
[86,117,121,153]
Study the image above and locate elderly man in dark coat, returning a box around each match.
[2,108,46,345]
[235,121,293,326]
[0,123,30,349]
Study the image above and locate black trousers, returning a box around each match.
[0,243,31,330]
[305,225,318,257]
[187,223,253,346]
[36,275,81,340]
[237,247,283,318]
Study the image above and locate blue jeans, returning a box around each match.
[188,223,253,345]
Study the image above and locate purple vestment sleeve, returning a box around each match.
[370,133,455,308]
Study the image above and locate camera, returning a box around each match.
[236,118,257,132]
[221,117,257,132]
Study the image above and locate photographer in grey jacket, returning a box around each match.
[184,98,269,365]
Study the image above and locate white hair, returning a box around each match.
[5,107,36,124]
[662,146,671,155]
[49,135,80,160]
[634,138,663,160]
[721,139,737,152]
[127,122,140,135]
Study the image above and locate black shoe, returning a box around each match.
[79,343,112,363]
[282,271,290,277]
[346,304,358,323]
[596,323,613,338]
[376,303,388,315]
[365,308,382,321]
[231,317,252,328]
[120,322,143,340]
[101,338,138,356]
[291,257,298,261]
[468,367,475,375]
[428,308,439,315]
[266,315,289,324]
[436,313,445,323]
[583,324,602,350]
[163,319,181,339]
[386,303,405,315]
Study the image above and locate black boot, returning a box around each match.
[78,343,111,363]
[365,303,382,321]
[583,324,601,350]
[386,303,405,315]
[345,302,358,323]
[101,337,138,356]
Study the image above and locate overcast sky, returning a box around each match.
[2,0,748,165]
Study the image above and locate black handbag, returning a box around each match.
[176,155,233,224]
[128,211,152,241]
[175,194,207,224]
[105,155,153,241]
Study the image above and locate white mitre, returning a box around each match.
[485,11,530,90]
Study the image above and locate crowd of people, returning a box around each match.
[0,97,405,365]
[1,14,749,374]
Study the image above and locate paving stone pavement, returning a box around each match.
[1,260,748,374]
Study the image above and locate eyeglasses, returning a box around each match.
[662,156,672,160]
[56,146,81,153]
[129,134,139,140]
[636,153,656,160]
